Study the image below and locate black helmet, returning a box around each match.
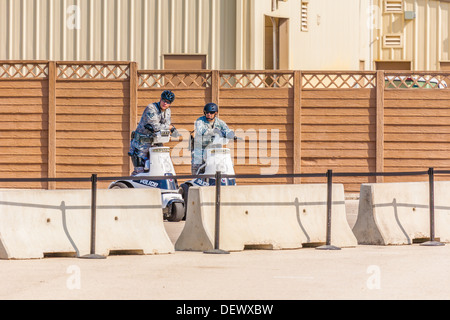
[161,90,175,103]
[204,103,218,114]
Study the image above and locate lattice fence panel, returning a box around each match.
[384,72,450,89]
[0,62,48,79]
[138,71,212,88]
[302,72,376,89]
[220,72,294,88]
[57,63,130,80]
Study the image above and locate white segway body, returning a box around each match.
[108,130,185,222]
[190,134,236,187]
[179,134,237,218]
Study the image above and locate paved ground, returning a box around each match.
[1,198,449,301]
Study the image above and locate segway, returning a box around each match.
[108,129,185,222]
[179,132,239,218]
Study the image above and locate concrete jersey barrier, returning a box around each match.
[352,181,450,245]
[175,184,357,252]
[0,189,174,259]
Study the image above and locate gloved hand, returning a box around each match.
[144,124,155,132]
[226,131,235,139]
[170,126,181,138]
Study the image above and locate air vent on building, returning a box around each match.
[383,34,403,48]
[301,2,308,31]
[384,0,403,13]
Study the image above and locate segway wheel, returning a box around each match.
[166,202,184,222]
[109,182,130,189]
[180,183,190,219]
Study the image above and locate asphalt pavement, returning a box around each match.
[0,198,449,301]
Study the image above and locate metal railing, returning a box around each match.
[0,168,448,258]
[202,168,448,253]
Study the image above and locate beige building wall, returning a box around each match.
[254,0,370,70]
[0,0,238,69]
[373,0,450,70]
[0,0,373,71]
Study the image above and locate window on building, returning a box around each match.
[376,61,411,71]
[382,34,403,48]
[440,61,450,71]
[163,54,207,88]
[163,54,207,70]
[384,0,403,14]
[301,2,308,32]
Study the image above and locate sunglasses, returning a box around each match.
[205,111,216,115]
[161,99,172,104]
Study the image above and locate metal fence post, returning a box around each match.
[316,170,341,250]
[204,171,229,254]
[80,174,107,259]
[421,168,444,246]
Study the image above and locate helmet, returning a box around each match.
[203,103,218,114]
[161,90,175,103]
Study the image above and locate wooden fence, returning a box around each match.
[1,61,450,193]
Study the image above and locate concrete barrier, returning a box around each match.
[352,181,450,245]
[175,184,357,252]
[0,189,174,259]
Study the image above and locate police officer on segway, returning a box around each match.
[191,102,236,175]
[129,90,178,175]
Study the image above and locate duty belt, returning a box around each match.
[132,131,154,144]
